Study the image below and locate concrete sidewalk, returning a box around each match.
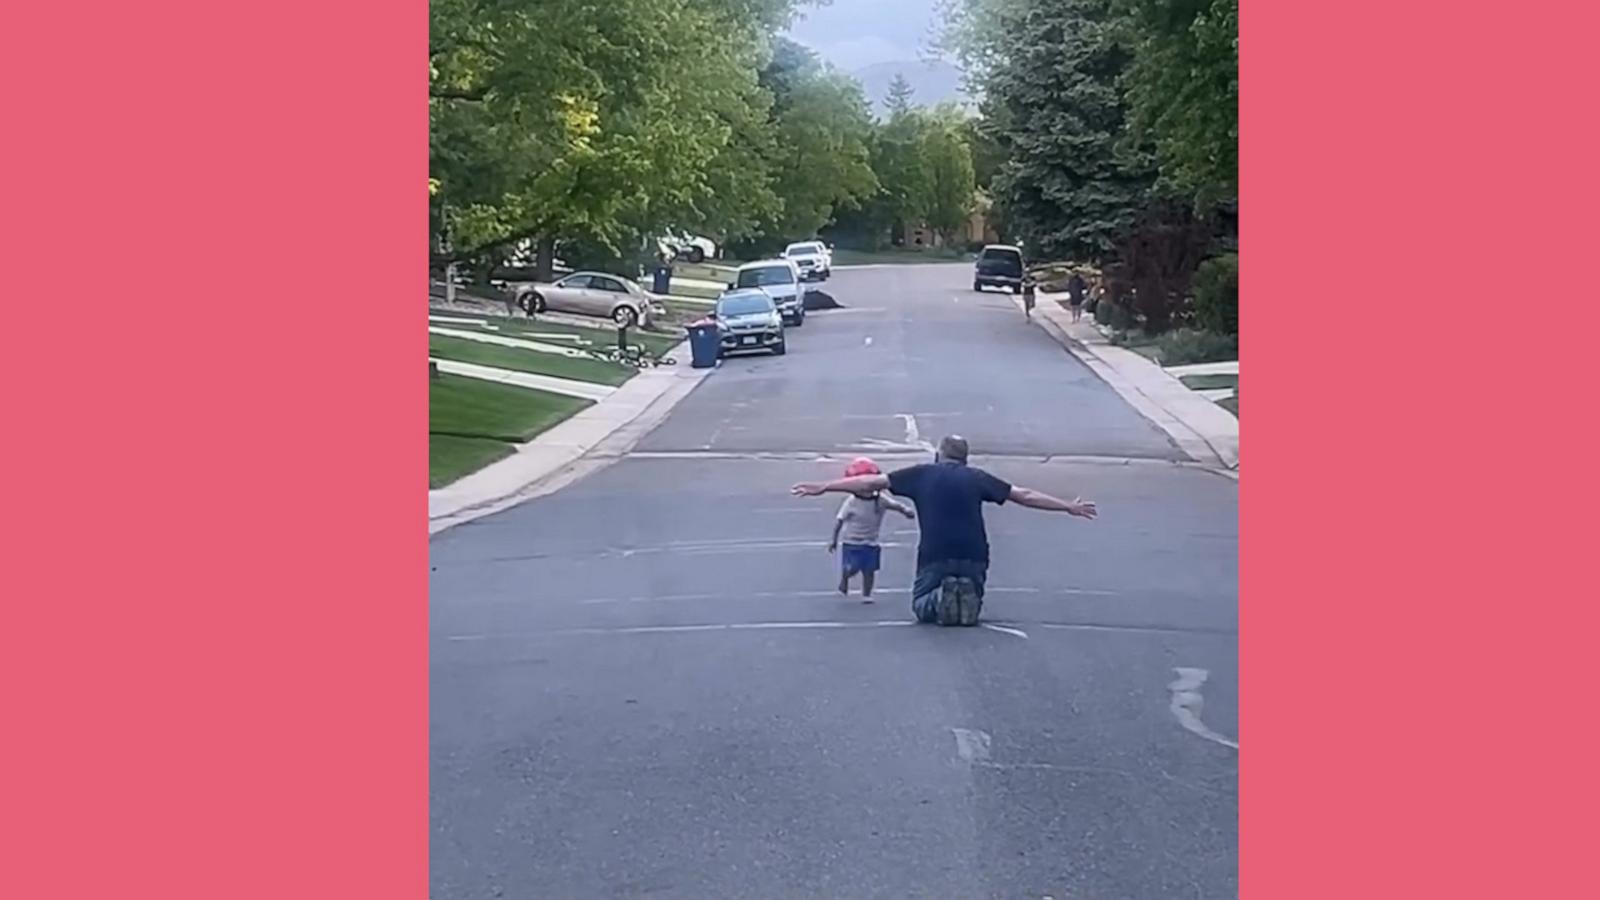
[429,344,713,534]
[429,325,596,359]
[430,358,617,402]
[1022,291,1239,470]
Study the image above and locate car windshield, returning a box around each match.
[717,294,775,317]
[736,265,795,288]
[785,243,822,257]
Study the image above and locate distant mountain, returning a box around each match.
[851,59,970,119]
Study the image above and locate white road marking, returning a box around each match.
[894,413,935,451]
[591,537,910,559]
[981,623,1029,639]
[1035,621,1222,637]
[1167,667,1238,750]
[951,728,992,762]
[577,586,1044,606]
[852,414,936,455]
[899,413,919,445]
[446,620,917,641]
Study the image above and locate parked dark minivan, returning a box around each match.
[974,244,1025,294]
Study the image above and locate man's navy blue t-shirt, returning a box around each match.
[887,462,1013,567]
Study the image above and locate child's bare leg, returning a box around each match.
[861,570,876,600]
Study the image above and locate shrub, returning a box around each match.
[1192,253,1239,336]
[1095,295,1137,331]
[1156,328,1237,366]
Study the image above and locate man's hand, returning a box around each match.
[792,482,827,496]
[1010,485,1099,517]
[827,540,838,553]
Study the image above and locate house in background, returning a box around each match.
[896,193,1000,249]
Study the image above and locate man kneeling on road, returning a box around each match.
[792,435,1097,625]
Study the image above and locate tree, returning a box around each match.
[949,0,1155,263]
[922,107,978,244]
[769,69,880,239]
[1117,0,1238,209]
[884,73,917,119]
[428,0,812,276]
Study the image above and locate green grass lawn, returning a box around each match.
[1179,373,1239,391]
[505,320,681,356]
[430,373,592,442]
[428,334,637,386]
[429,374,594,486]
[1111,331,1166,364]
[430,314,683,356]
[662,280,725,300]
[657,299,716,325]
[429,434,516,489]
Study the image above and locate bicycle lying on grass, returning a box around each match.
[579,343,677,368]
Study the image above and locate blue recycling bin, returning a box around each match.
[687,322,721,368]
[652,264,673,295]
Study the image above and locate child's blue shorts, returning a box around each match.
[840,543,881,574]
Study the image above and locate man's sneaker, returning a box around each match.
[937,576,982,626]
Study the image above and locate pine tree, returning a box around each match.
[985,0,1154,262]
[884,73,916,120]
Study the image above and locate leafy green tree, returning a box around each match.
[428,0,814,275]
[1117,0,1237,209]
[922,106,978,244]
[770,70,880,239]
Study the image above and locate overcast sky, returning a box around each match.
[787,0,946,72]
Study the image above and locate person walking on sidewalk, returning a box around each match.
[792,435,1098,625]
[1068,270,1088,322]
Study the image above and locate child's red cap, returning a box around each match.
[844,457,881,477]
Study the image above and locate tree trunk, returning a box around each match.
[534,236,556,282]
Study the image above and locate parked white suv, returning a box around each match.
[729,259,808,326]
[782,241,831,282]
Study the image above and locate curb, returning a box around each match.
[428,339,713,535]
[1019,294,1239,472]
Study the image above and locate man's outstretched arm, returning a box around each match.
[1009,485,1098,518]
[792,474,891,496]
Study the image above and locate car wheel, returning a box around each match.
[613,306,639,327]
[1012,284,1023,295]
[973,280,983,292]
[521,291,546,314]
[772,340,786,356]
[687,246,706,263]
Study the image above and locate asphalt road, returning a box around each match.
[430,264,1239,898]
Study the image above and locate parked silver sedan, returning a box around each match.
[515,271,662,327]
